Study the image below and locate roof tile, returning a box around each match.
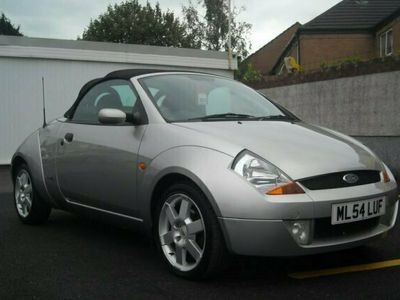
[303,0,400,30]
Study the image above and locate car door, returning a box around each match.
[56,79,146,218]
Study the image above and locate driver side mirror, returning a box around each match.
[98,108,127,125]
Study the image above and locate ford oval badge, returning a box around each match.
[343,173,359,184]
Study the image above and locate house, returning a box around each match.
[247,0,400,75]
[0,35,237,164]
[243,22,301,76]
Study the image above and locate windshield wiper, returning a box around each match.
[186,113,295,122]
[255,115,295,121]
[187,113,257,121]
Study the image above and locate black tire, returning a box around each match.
[13,164,51,225]
[154,181,230,279]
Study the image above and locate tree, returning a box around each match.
[181,4,203,49]
[0,13,23,36]
[182,0,252,59]
[80,0,194,48]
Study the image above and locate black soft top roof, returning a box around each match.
[64,69,206,118]
[105,68,184,79]
[64,78,103,118]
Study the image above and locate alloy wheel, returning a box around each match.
[158,193,206,272]
[15,170,33,218]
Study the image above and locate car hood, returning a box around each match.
[174,121,382,180]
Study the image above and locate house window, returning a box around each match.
[380,29,393,57]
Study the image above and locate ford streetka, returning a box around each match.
[12,69,398,279]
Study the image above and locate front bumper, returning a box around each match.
[219,193,398,257]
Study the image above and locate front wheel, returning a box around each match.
[14,164,51,225]
[154,182,230,279]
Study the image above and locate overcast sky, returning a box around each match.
[0,0,341,54]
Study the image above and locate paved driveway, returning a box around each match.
[1,166,400,299]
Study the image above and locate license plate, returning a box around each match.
[331,198,385,225]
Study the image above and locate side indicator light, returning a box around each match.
[382,171,390,183]
[138,162,147,171]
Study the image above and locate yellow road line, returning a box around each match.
[289,259,400,279]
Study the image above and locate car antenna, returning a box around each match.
[42,77,47,128]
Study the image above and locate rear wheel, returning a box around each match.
[154,182,230,279]
[14,164,51,225]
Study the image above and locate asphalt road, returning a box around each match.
[1,166,400,300]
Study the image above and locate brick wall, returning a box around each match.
[248,17,400,75]
[299,33,376,71]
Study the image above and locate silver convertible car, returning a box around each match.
[12,69,398,279]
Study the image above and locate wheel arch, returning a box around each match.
[11,131,54,207]
[149,169,223,226]
[10,154,28,180]
[137,146,235,252]
[147,169,233,255]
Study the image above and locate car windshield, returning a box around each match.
[139,74,290,122]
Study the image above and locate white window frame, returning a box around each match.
[380,29,393,57]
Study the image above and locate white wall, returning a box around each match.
[0,57,232,164]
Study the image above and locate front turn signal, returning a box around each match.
[267,182,305,195]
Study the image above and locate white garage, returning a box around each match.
[0,35,236,164]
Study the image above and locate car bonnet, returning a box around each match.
[173,121,382,180]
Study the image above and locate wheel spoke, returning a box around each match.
[186,239,202,262]
[165,204,178,225]
[160,231,174,246]
[175,245,186,266]
[17,176,23,188]
[22,202,28,216]
[25,195,32,208]
[24,184,32,194]
[187,219,204,235]
[20,173,28,186]
[179,199,191,220]
[15,190,20,200]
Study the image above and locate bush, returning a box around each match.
[320,56,363,71]
[236,62,262,82]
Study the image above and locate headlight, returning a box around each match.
[232,150,305,195]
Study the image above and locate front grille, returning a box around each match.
[299,170,380,190]
[313,217,380,240]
